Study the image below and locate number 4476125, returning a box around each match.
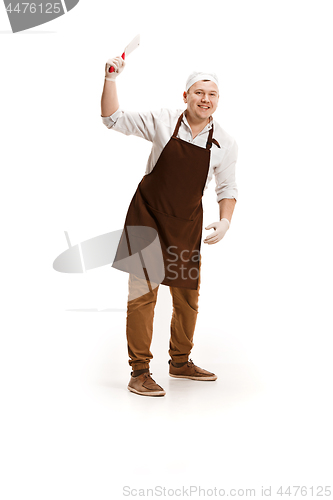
[6,3,61,14]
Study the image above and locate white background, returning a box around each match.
[1,0,332,498]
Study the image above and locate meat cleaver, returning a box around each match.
[109,34,140,73]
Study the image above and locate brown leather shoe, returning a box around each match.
[169,359,217,381]
[127,372,166,397]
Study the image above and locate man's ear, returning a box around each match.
[183,91,187,103]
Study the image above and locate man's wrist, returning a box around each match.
[104,76,117,82]
[220,218,230,228]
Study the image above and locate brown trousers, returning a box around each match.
[126,258,202,370]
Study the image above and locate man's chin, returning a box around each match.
[196,111,212,121]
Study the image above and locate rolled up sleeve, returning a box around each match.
[215,140,238,203]
[101,108,123,129]
[101,107,162,142]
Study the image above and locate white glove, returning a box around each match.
[203,218,230,245]
[105,56,126,82]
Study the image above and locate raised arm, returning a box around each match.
[101,56,125,117]
[100,56,162,141]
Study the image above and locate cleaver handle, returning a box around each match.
[109,52,125,73]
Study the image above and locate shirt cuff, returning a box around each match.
[101,108,122,129]
[217,192,238,203]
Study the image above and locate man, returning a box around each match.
[101,55,238,397]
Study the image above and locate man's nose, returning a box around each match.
[201,93,209,101]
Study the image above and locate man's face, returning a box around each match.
[183,80,219,122]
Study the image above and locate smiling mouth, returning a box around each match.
[198,105,210,109]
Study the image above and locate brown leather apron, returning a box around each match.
[112,112,214,290]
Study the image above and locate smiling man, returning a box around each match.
[184,80,219,127]
[101,58,238,397]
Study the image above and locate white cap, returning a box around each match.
[185,71,219,92]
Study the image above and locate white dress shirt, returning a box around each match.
[102,108,238,203]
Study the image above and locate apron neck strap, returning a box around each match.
[206,124,214,150]
[172,113,184,138]
[172,112,214,150]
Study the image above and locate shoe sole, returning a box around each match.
[127,386,166,397]
[169,374,217,381]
